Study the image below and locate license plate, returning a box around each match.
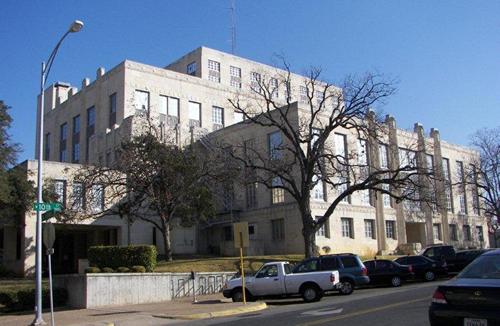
[464,318,487,326]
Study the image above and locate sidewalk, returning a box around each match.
[0,293,267,326]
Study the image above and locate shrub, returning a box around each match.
[0,287,68,312]
[116,267,130,273]
[101,267,115,273]
[131,265,146,273]
[85,267,101,273]
[88,245,157,272]
[0,265,17,278]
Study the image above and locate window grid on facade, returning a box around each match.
[59,123,68,162]
[134,90,149,112]
[433,223,442,240]
[382,184,391,208]
[312,175,325,201]
[476,226,484,242]
[72,115,80,163]
[54,180,66,207]
[316,216,329,238]
[230,66,241,88]
[335,133,349,203]
[341,218,354,238]
[188,101,201,127]
[89,184,104,213]
[270,78,279,98]
[71,182,85,210]
[212,106,224,130]
[187,61,197,76]
[246,182,257,208]
[379,144,389,169]
[385,220,396,239]
[268,131,283,160]
[299,86,308,103]
[456,161,467,214]
[449,224,458,241]
[250,72,261,93]
[470,164,480,215]
[364,219,375,239]
[271,177,285,204]
[207,59,220,83]
[463,225,471,241]
[109,93,117,128]
[271,218,284,241]
[442,158,453,212]
[315,90,324,106]
[86,106,96,162]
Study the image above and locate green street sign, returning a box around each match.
[33,202,62,212]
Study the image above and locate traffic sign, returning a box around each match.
[33,202,62,212]
[43,223,56,249]
[233,222,249,249]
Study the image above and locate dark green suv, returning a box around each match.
[292,253,370,295]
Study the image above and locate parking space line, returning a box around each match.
[299,297,429,326]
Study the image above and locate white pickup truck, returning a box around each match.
[222,261,339,303]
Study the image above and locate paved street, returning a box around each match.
[183,280,444,326]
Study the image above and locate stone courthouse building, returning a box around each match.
[0,47,489,275]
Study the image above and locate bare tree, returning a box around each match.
[213,63,437,257]
[466,127,500,246]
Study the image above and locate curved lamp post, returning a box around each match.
[33,20,83,326]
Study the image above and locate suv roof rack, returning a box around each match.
[321,253,356,256]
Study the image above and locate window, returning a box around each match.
[234,111,244,123]
[54,180,66,206]
[365,219,375,239]
[315,89,324,106]
[223,226,232,241]
[379,144,389,169]
[433,224,442,240]
[476,226,484,242]
[134,90,149,112]
[312,175,325,201]
[257,264,279,277]
[449,224,458,241]
[167,97,180,125]
[399,148,416,168]
[463,225,471,241]
[426,154,434,172]
[295,259,319,273]
[246,182,257,208]
[59,123,68,162]
[187,61,197,76]
[212,106,224,130]
[109,93,117,128]
[442,158,453,212]
[248,224,257,239]
[341,218,354,238]
[188,101,201,127]
[457,161,467,214]
[208,59,220,82]
[271,177,285,204]
[71,182,84,210]
[321,257,339,270]
[284,81,292,101]
[271,78,279,98]
[271,218,284,241]
[230,66,241,88]
[250,72,261,93]
[386,220,396,239]
[89,184,104,213]
[86,106,96,161]
[44,133,50,160]
[268,131,283,160]
[316,216,330,238]
[299,86,308,103]
[340,256,359,268]
[470,164,480,215]
[335,133,349,202]
[159,95,168,116]
[382,184,391,208]
[72,115,80,163]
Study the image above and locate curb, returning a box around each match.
[153,302,268,320]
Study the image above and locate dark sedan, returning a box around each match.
[395,255,448,281]
[429,249,500,326]
[363,259,414,287]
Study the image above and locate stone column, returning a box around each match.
[431,128,450,243]
[386,115,407,245]
[414,123,434,246]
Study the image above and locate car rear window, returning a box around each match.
[340,256,359,268]
[408,256,426,264]
[458,255,500,279]
[395,257,407,265]
[321,257,339,270]
[294,259,319,273]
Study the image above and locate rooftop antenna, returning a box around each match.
[229,0,236,54]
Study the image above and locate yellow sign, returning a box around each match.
[233,222,249,248]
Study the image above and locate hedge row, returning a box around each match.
[0,287,68,312]
[85,265,147,273]
[88,245,157,272]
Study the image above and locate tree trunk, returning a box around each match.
[160,219,173,261]
[302,221,317,258]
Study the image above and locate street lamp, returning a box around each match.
[34,20,84,326]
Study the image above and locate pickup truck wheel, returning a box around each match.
[424,271,436,281]
[391,276,402,287]
[338,280,354,295]
[232,289,244,302]
[302,285,322,303]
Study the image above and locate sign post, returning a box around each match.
[233,222,249,304]
[43,223,56,326]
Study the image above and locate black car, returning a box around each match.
[452,249,493,273]
[363,259,414,287]
[429,249,500,326]
[292,253,370,295]
[394,255,448,281]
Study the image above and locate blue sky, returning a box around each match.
[1,0,498,163]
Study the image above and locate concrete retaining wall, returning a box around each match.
[54,271,235,308]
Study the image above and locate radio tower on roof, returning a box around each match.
[229,0,236,54]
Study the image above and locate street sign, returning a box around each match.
[233,222,249,249]
[33,202,62,212]
[43,223,56,249]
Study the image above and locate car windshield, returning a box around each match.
[458,254,500,279]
